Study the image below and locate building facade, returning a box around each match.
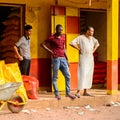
[0,0,119,95]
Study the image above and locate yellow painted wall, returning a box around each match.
[67,34,79,62]
[107,0,119,60]
[66,7,80,62]
[3,0,120,91]
[0,0,53,59]
[55,0,107,9]
[117,0,120,89]
[0,0,107,59]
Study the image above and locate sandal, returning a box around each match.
[66,94,76,99]
[75,93,80,98]
[83,93,93,97]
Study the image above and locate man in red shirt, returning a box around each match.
[41,24,76,100]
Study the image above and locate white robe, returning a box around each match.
[70,35,99,90]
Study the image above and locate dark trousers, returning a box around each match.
[19,59,31,75]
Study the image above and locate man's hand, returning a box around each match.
[19,56,23,61]
[66,60,70,67]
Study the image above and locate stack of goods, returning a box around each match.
[93,52,99,63]
[0,8,20,64]
[93,52,107,84]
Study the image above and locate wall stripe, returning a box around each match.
[30,58,52,91]
[107,60,118,91]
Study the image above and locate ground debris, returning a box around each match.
[46,108,51,111]
[85,105,96,111]
[63,106,80,109]
[105,101,120,107]
[77,111,84,116]
[22,109,37,114]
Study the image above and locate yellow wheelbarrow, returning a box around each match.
[0,82,27,113]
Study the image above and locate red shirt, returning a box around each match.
[45,34,65,58]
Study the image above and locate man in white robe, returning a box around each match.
[70,26,99,98]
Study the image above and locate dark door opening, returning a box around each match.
[80,9,107,86]
[0,4,25,64]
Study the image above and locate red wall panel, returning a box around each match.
[30,58,52,88]
[66,16,80,34]
[69,62,78,90]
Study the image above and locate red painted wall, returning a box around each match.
[30,58,52,89]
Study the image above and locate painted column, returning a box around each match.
[66,7,80,90]
[107,0,119,94]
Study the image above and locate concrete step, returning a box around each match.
[24,89,120,109]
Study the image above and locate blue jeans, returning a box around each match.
[52,57,71,95]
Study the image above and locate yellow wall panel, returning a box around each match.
[66,34,79,62]
[107,0,119,60]
[66,7,79,16]
[54,16,66,34]
[27,10,39,58]
[57,0,107,9]
[111,0,118,60]
[52,71,65,92]
[119,6,120,58]
[25,3,52,59]
[51,16,55,34]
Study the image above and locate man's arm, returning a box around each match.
[92,38,100,53]
[13,46,23,61]
[92,44,99,53]
[64,45,68,60]
[41,41,54,54]
[69,44,80,51]
[69,44,81,55]
[64,45,71,66]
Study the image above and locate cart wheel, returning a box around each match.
[7,95,24,113]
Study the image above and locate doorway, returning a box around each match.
[0,4,25,64]
[80,9,107,86]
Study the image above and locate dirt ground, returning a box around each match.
[0,103,120,120]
